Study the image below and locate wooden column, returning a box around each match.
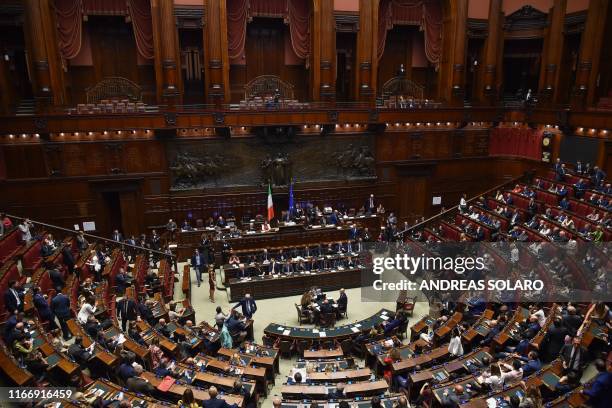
[159,0,181,104]
[478,0,502,105]
[204,0,230,103]
[540,0,567,103]
[0,52,12,114]
[572,0,610,108]
[311,0,320,101]
[24,0,64,108]
[314,0,336,101]
[356,0,378,103]
[450,0,468,105]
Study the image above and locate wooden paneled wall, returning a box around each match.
[0,129,548,237]
[228,19,309,102]
[64,18,157,105]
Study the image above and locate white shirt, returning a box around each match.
[533,309,546,327]
[78,303,96,325]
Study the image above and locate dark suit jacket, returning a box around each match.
[115,273,129,293]
[33,293,53,321]
[49,269,64,290]
[4,289,21,314]
[137,302,154,324]
[117,298,138,321]
[126,377,155,395]
[119,363,136,380]
[191,253,207,269]
[3,315,18,340]
[560,344,586,371]
[51,293,71,318]
[562,314,583,335]
[337,293,348,311]
[584,372,612,408]
[225,316,246,335]
[202,396,237,408]
[320,303,334,314]
[542,325,569,361]
[234,298,257,317]
[68,343,91,365]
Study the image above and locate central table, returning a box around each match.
[228,267,363,301]
[264,309,395,342]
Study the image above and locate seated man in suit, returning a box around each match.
[231,380,255,408]
[553,371,580,397]
[181,220,193,231]
[84,315,103,339]
[68,336,92,367]
[320,299,334,315]
[515,351,542,377]
[118,358,136,382]
[225,310,248,343]
[156,318,173,339]
[126,364,155,396]
[383,311,407,335]
[328,383,345,400]
[203,386,238,408]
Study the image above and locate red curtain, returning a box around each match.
[227,0,250,60]
[377,0,442,66]
[82,0,128,15]
[489,128,543,160]
[127,0,154,60]
[287,0,310,60]
[250,0,286,17]
[227,0,310,63]
[54,0,83,60]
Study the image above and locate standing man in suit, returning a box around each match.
[111,229,123,242]
[117,294,138,332]
[233,293,257,319]
[349,224,359,241]
[191,248,206,287]
[575,161,583,174]
[366,194,376,214]
[48,268,65,291]
[541,319,569,362]
[51,291,72,340]
[4,280,23,314]
[114,268,130,296]
[561,337,586,374]
[337,288,348,313]
[32,286,56,330]
[166,218,178,241]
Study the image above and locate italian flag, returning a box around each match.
[267,184,274,221]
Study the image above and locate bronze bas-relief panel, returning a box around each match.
[167,134,376,190]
